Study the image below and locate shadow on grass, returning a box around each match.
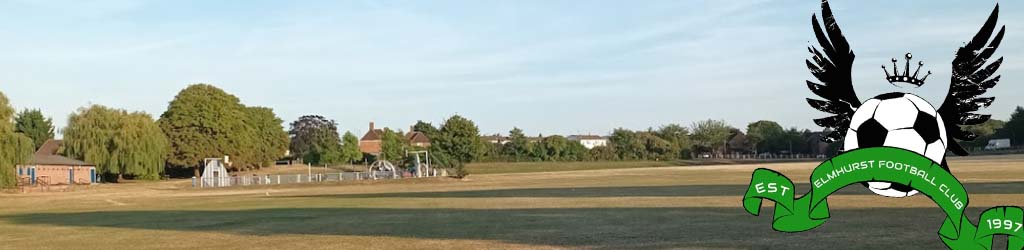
[3,206,995,249]
[278,182,1024,199]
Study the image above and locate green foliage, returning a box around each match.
[781,128,808,153]
[638,132,674,160]
[1001,106,1024,146]
[340,132,362,164]
[412,121,440,139]
[64,106,120,176]
[538,135,571,161]
[503,128,530,161]
[968,119,1007,138]
[0,133,33,188]
[244,107,289,168]
[64,105,169,180]
[746,120,786,153]
[159,84,288,172]
[691,119,734,154]
[478,139,504,161]
[450,160,469,179]
[14,109,54,150]
[960,119,1005,149]
[656,124,692,159]
[289,115,343,165]
[380,128,409,163]
[159,84,248,169]
[434,115,483,164]
[587,146,617,161]
[111,113,171,179]
[430,115,483,177]
[0,92,12,133]
[0,92,34,188]
[609,129,644,160]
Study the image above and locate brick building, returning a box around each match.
[15,139,97,185]
[359,122,384,155]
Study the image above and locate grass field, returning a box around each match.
[3,155,1024,249]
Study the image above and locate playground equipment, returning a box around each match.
[407,150,433,177]
[368,159,398,180]
[200,156,231,187]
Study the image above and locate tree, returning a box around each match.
[14,109,54,149]
[288,115,343,165]
[746,120,786,153]
[961,119,1006,149]
[639,131,675,160]
[503,128,530,161]
[159,84,251,175]
[431,115,482,177]
[608,128,643,160]
[528,134,548,161]
[565,140,590,161]
[64,105,169,180]
[1001,106,1024,146]
[380,128,408,163]
[691,119,734,155]
[340,132,362,164]
[775,128,810,154]
[656,124,692,159]
[588,146,617,161]
[0,132,32,188]
[539,135,571,161]
[412,120,441,139]
[111,113,171,179]
[0,92,34,188]
[244,107,289,168]
[0,93,10,132]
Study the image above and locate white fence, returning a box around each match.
[192,170,445,188]
[696,153,830,159]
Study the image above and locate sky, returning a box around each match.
[0,0,1021,137]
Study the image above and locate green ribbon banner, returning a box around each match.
[743,147,1024,249]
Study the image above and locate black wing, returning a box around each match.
[806,0,860,143]
[938,4,1004,156]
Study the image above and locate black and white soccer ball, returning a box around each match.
[844,92,948,198]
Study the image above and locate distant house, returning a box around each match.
[360,122,434,154]
[15,139,97,185]
[727,131,752,154]
[406,129,431,148]
[804,131,832,156]
[567,135,608,149]
[481,134,509,145]
[359,122,384,155]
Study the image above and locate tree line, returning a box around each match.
[287,115,483,177]
[958,106,1024,150]
[473,119,834,163]
[0,84,291,186]
[3,83,1024,187]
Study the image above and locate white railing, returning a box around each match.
[192,169,447,188]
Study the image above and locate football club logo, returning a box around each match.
[742,1,1023,249]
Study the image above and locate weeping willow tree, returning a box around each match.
[63,105,169,180]
[111,113,170,179]
[0,91,34,188]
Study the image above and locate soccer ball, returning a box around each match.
[843,92,948,198]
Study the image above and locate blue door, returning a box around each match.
[29,167,35,185]
[69,168,74,184]
[90,169,96,183]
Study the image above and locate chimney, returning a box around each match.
[369,121,375,131]
[410,125,415,133]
